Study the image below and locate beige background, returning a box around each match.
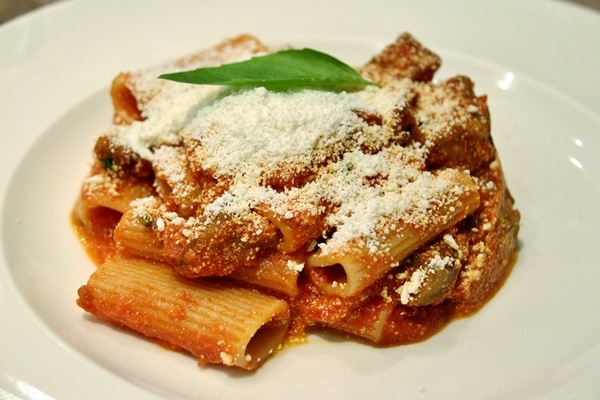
[1,0,600,24]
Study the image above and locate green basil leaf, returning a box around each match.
[158,48,377,90]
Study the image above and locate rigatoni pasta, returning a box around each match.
[72,33,520,370]
[77,255,289,370]
[306,168,481,297]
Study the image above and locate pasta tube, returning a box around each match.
[77,255,290,370]
[307,169,480,297]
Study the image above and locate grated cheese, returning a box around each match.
[106,52,480,258]
[286,260,305,273]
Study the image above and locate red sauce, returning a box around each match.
[71,206,122,266]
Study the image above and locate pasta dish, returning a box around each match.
[72,33,520,370]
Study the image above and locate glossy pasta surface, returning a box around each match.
[73,33,520,370]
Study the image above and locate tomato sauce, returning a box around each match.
[71,206,122,266]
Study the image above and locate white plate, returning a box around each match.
[2,0,600,399]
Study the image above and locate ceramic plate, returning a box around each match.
[1,1,599,399]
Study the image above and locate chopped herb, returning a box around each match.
[159,48,377,91]
[139,214,154,227]
[102,157,114,170]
